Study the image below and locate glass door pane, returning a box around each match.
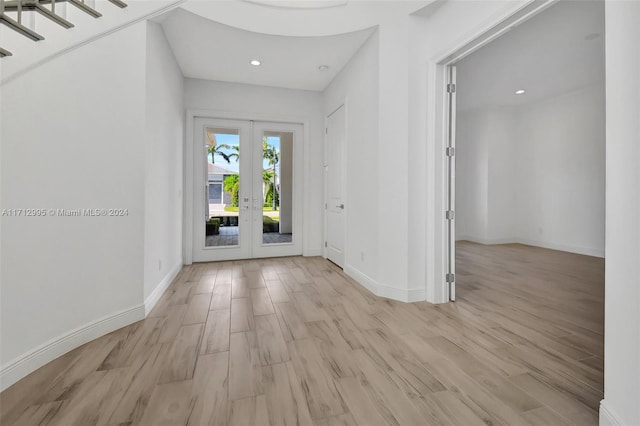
[252,123,303,258]
[261,132,293,245]
[205,128,240,247]
[192,118,252,262]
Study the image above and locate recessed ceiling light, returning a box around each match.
[515,89,526,95]
[318,65,330,72]
[250,59,261,66]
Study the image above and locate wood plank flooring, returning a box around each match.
[0,242,604,425]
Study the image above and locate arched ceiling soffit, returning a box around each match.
[180,0,433,37]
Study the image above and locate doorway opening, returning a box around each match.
[436,0,605,415]
[438,0,605,301]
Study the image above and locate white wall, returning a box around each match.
[0,19,187,391]
[601,1,640,425]
[323,32,381,293]
[455,109,490,241]
[377,21,410,297]
[0,0,182,84]
[456,107,518,244]
[143,22,184,306]
[1,23,148,388]
[184,79,324,256]
[456,85,605,257]
[487,109,518,241]
[516,85,605,256]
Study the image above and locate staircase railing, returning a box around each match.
[0,0,127,57]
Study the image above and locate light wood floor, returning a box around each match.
[0,242,604,425]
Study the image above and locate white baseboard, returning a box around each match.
[456,235,518,245]
[599,400,624,426]
[516,238,605,258]
[1,262,183,392]
[344,265,425,303]
[377,283,427,303]
[456,236,604,258]
[344,265,379,295]
[0,304,145,392]
[406,286,428,302]
[144,261,182,316]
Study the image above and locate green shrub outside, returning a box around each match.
[263,215,279,233]
[206,217,220,235]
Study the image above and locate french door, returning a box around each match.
[192,118,303,262]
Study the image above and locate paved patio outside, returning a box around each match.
[208,204,280,218]
[205,226,292,247]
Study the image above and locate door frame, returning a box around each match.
[426,0,557,302]
[323,98,348,267]
[184,108,310,265]
[445,66,456,301]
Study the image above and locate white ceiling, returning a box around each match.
[160,8,376,91]
[242,0,348,9]
[179,0,430,37]
[456,0,605,111]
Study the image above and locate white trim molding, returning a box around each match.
[344,264,426,303]
[0,304,145,392]
[456,236,605,258]
[344,264,378,295]
[456,236,519,246]
[516,238,605,258]
[600,400,624,426]
[144,260,183,316]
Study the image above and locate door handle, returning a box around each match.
[337,204,344,209]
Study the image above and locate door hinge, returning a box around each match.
[446,147,455,157]
[446,210,455,220]
[447,83,456,93]
[325,127,328,134]
[325,203,327,210]
[325,241,328,248]
[446,273,455,283]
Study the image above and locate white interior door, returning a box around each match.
[325,105,346,268]
[192,118,303,262]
